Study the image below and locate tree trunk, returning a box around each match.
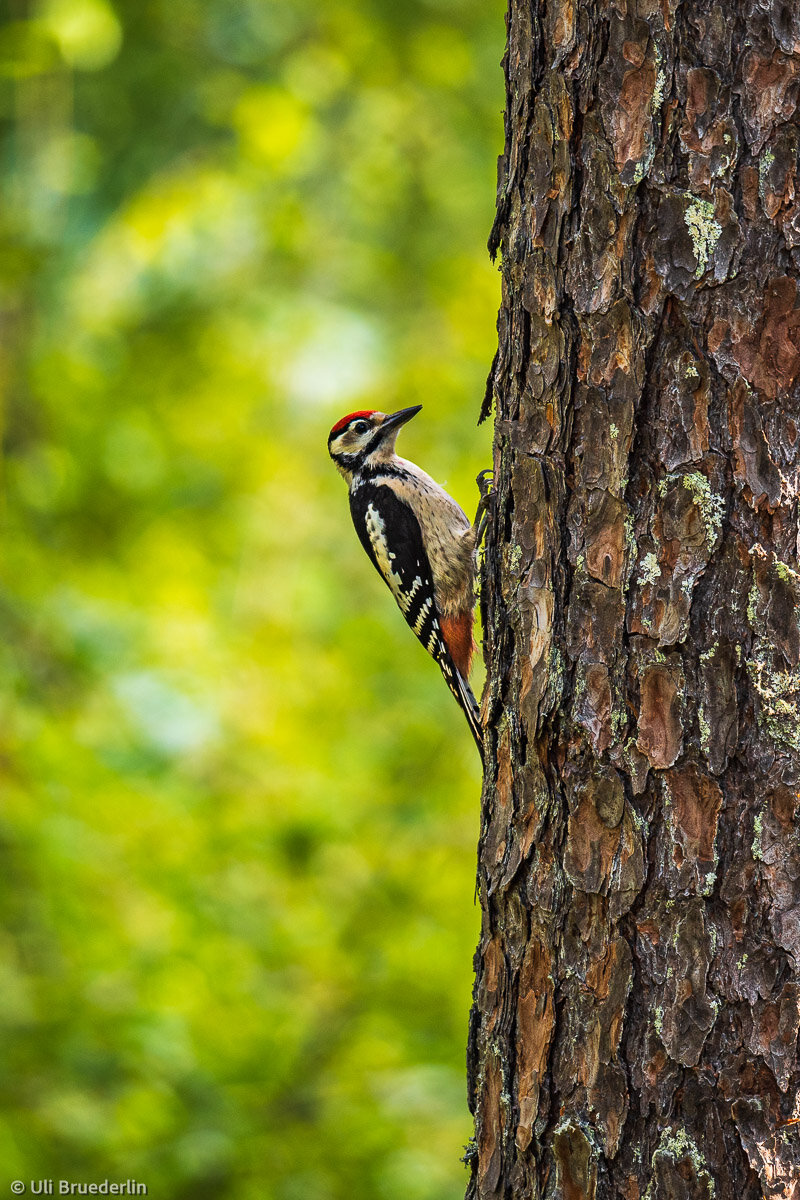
[467,2,800,1197]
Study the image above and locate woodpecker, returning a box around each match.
[328,405,486,751]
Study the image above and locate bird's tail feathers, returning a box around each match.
[455,669,483,753]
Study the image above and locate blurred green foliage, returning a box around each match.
[0,0,502,1195]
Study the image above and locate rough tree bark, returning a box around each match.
[467,1,800,1197]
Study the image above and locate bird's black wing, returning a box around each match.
[350,481,482,749]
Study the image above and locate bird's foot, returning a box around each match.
[473,469,494,544]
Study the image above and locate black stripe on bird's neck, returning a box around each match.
[353,460,414,487]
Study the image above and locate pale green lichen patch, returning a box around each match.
[545,644,565,709]
[747,578,760,627]
[638,552,661,587]
[684,195,722,278]
[622,736,643,772]
[758,148,775,206]
[712,134,735,179]
[746,550,800,752]
[752,809,765,861]
[655,471,723,549]
[623,513,638,590]
[611,702,628,740]
[747,649,800,755]
[610,422,619,440]
[650,42,667,113]
[773,559,800,587]
[653,1005,664,1038]
[644,1128,716,1200]
[624,516,637,556]
[682,472,724,549]
[652,66,667,111]
[698,704,711,757]
[632,140,657,186]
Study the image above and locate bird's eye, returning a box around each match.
[353,420,369,434]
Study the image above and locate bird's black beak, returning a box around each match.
[381,405,422,435]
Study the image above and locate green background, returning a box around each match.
[0,1,502,1196]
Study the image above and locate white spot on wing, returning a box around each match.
[413,596,432,634]
[365,502,410,611]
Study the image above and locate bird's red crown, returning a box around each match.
[329,410,377,436]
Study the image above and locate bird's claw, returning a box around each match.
[473,469,494,541]
[476,468,494,498]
